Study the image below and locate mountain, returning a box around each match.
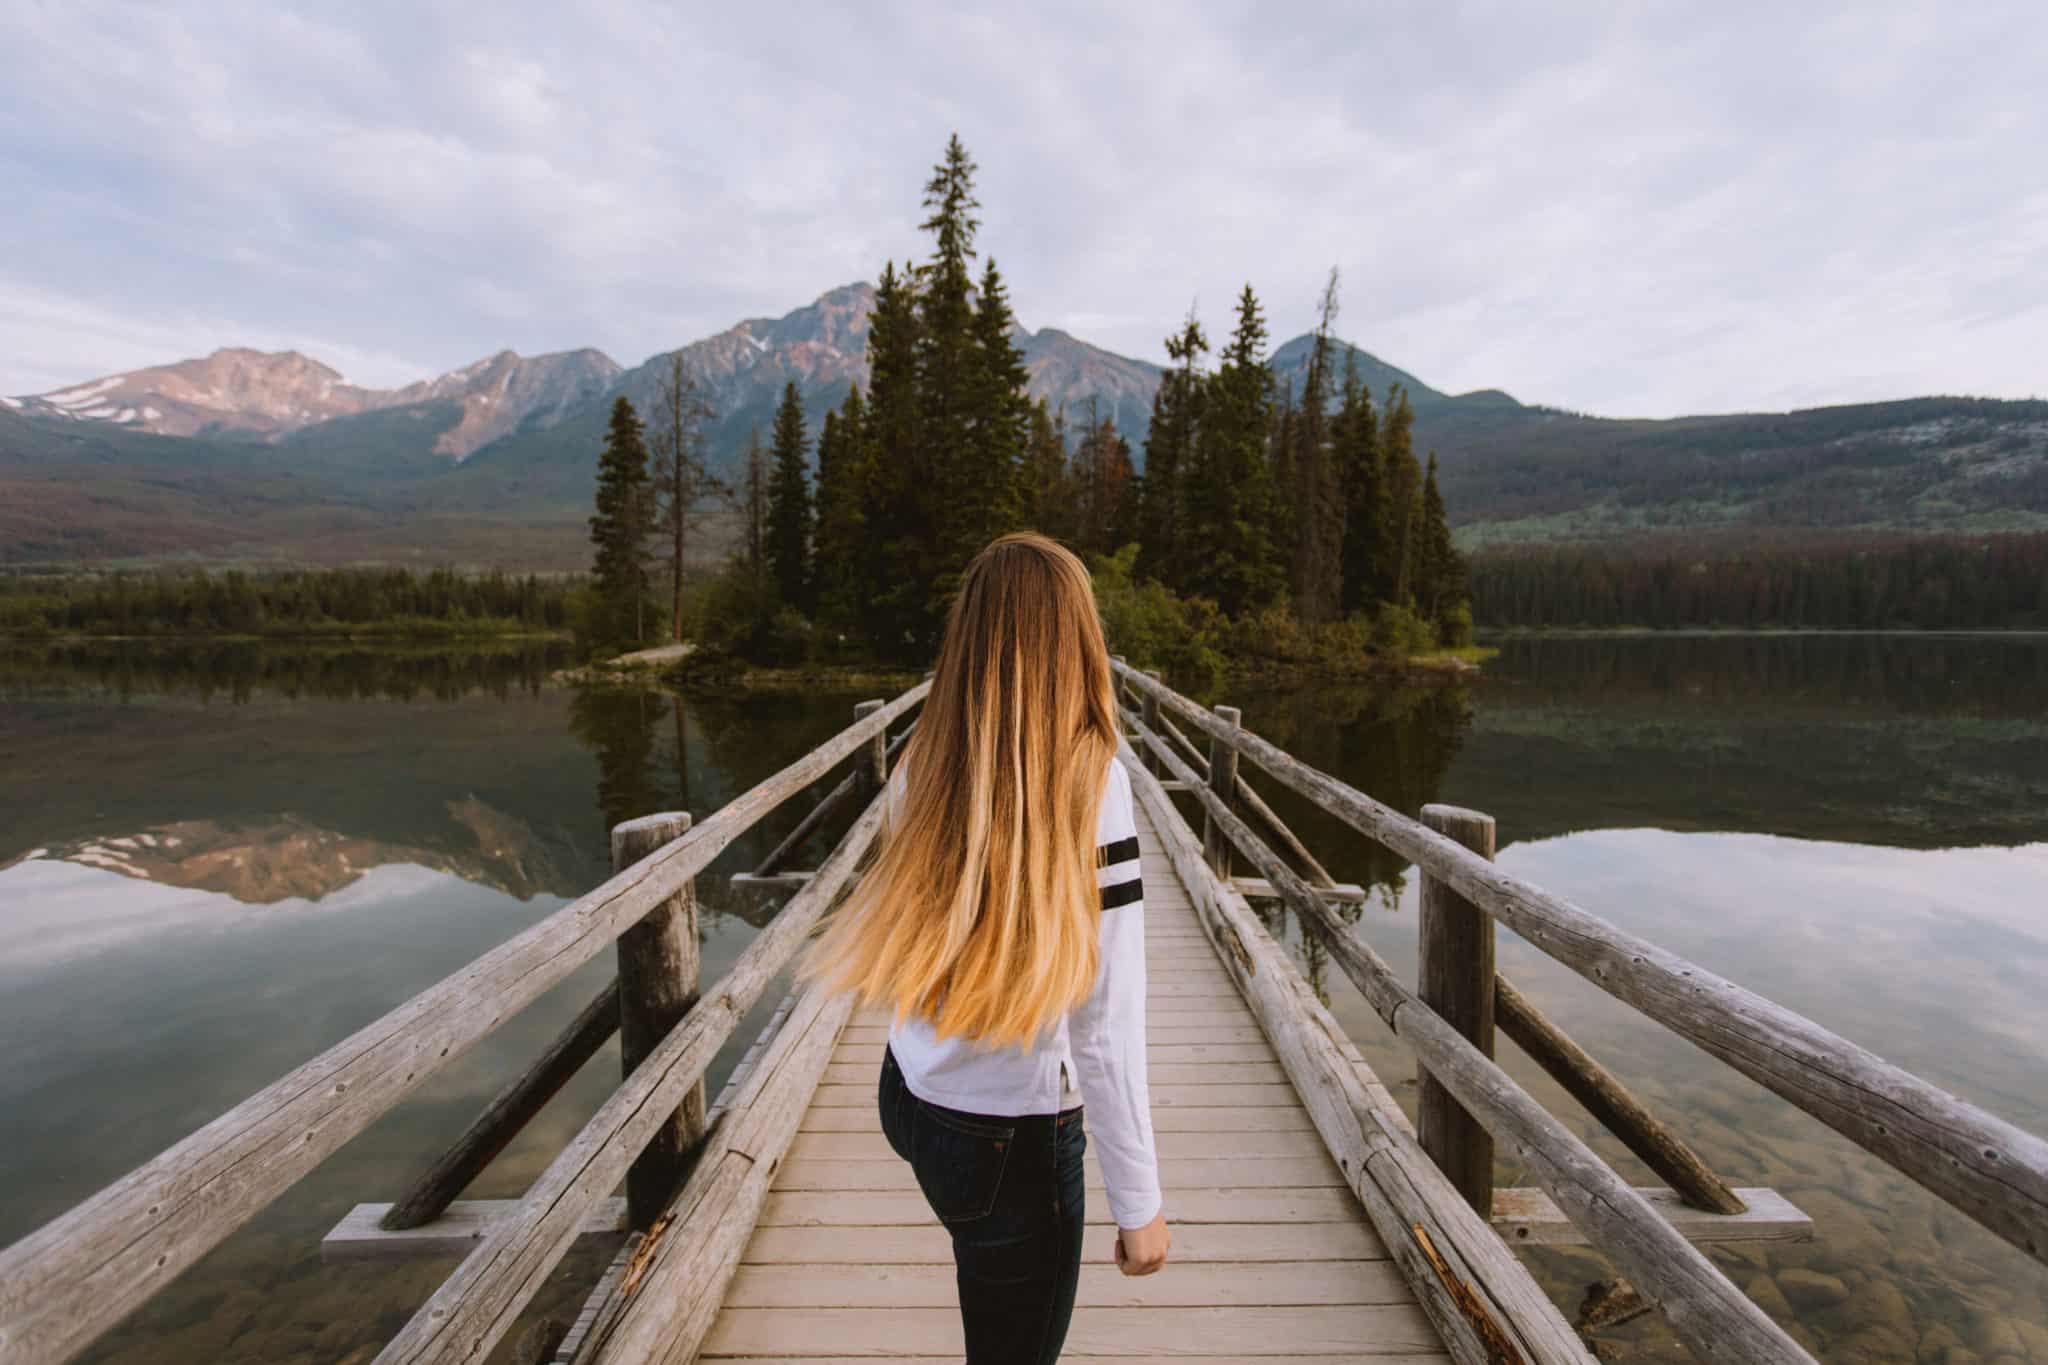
[602,281,1161,456]
[1268,335,1522,414]
[450,282,1162,520]
[4,281,2046,568]
[7,345,621,460]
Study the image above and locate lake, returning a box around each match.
[2,634,2044,1363]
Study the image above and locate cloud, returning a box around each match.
[0,0,2042,414]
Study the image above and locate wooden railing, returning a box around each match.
[0,683,929,1365]
[1112,660,2048,1364]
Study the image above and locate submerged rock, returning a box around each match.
[1779,1267,1851,1310]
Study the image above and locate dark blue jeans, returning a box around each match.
[878,1044,1087,1364]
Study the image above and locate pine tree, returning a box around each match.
[1378,385,1424,607]
[1336,354,1384,617]
[1181,285,1283,615]
[765,381,814,611]
[1019,398,1072,542]
[1418,453,1468,633]
[962,257,1029,546]
[1072,401,1138,557]
[1137,310,1207,590]
[861,260,926,656]
[589,396,655,648]
[650,353,722,643]
[1268,379,1297,591]
[914,135,983,635]
[1290,270,1346,623]
[739,428,770,584]
[813,385,869,634]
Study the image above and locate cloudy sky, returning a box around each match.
[4,1,2043,416]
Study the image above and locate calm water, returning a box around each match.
[2,635,2045,1363]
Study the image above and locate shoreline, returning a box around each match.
[1477,626,2048,639]
[559,644,1495,694]
[0,628,572,645]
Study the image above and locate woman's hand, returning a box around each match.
[1113,1213,1170,1276]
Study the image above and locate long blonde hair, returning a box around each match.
[798,532,1120,1048]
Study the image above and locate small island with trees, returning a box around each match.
[581,136,1476,688]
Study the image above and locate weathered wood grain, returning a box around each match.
[325,1199,627,1261]
[739,1219,1388,1264]
[371,795,888,1365]
[1117,739,1591,1365]
[704,1304,1444,1358]
[1116,660,2048,1270]
[611,812,703,1230]
[784,1127,1332,1163]
[1416,805,1497,1217]
[574,982,860,1365]
[1490,1187,1811,1248]
[722,1259,1416,1308]
[750,714,913,878]
[699,1357,1451,1364]
[1126,719,1814,1363]
[0,680,929,1365]
[1201,706,1241,877]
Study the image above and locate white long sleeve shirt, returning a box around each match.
[884,756,1162,1229]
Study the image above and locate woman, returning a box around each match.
[799,532,1169,1364]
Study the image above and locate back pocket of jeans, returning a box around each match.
[910,1103,1014,1225]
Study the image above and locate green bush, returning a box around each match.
[690,563,811,666]
[1371,600,1439,654]
[1090,544,1225,682]
[1438,601,1475,648]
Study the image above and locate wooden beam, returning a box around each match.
[370,796,889,1365]
[575,984,856,1364]
[379,979,623,1232]
[1230,877,1367,903]
[1125,715,1815,1365]
[328,1199,628,1261]
[1147,706,1342,891]
[553,988,802,1364]
[1112,660,2048,1272]
[611,812,702,1230]
[727,870,814,890]
[1493,1187,1810,1248]
[750,721,912,878]
[1495,976,1746,1217]
[1118,738,1592,1365]
[0,679,929,1365]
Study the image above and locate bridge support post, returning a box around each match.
[612,811,704,1230]
[1201,706,1241,878]
[1140,670,1163,775]
[853,699,886,797]
[1417,803,1497,1215]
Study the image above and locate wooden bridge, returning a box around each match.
[4,664,2047,1364]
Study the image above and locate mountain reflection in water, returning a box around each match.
[0,633,2044,1363]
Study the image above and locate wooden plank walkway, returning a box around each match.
[694,791,1453,1363]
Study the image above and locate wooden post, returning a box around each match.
[612,811,702,1230]
[1201,706,1241,878]
[853,699,886,797]
[1140,670,1163,775]
[1418,803,1496,1215]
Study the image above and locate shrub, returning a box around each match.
[1371,601,1439,654]
[1090,544,1225,682]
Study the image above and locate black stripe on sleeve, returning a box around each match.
[1096,836,1140,868]
[1099,877,1143,909]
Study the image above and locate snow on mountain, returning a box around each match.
[9,345,621,459]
